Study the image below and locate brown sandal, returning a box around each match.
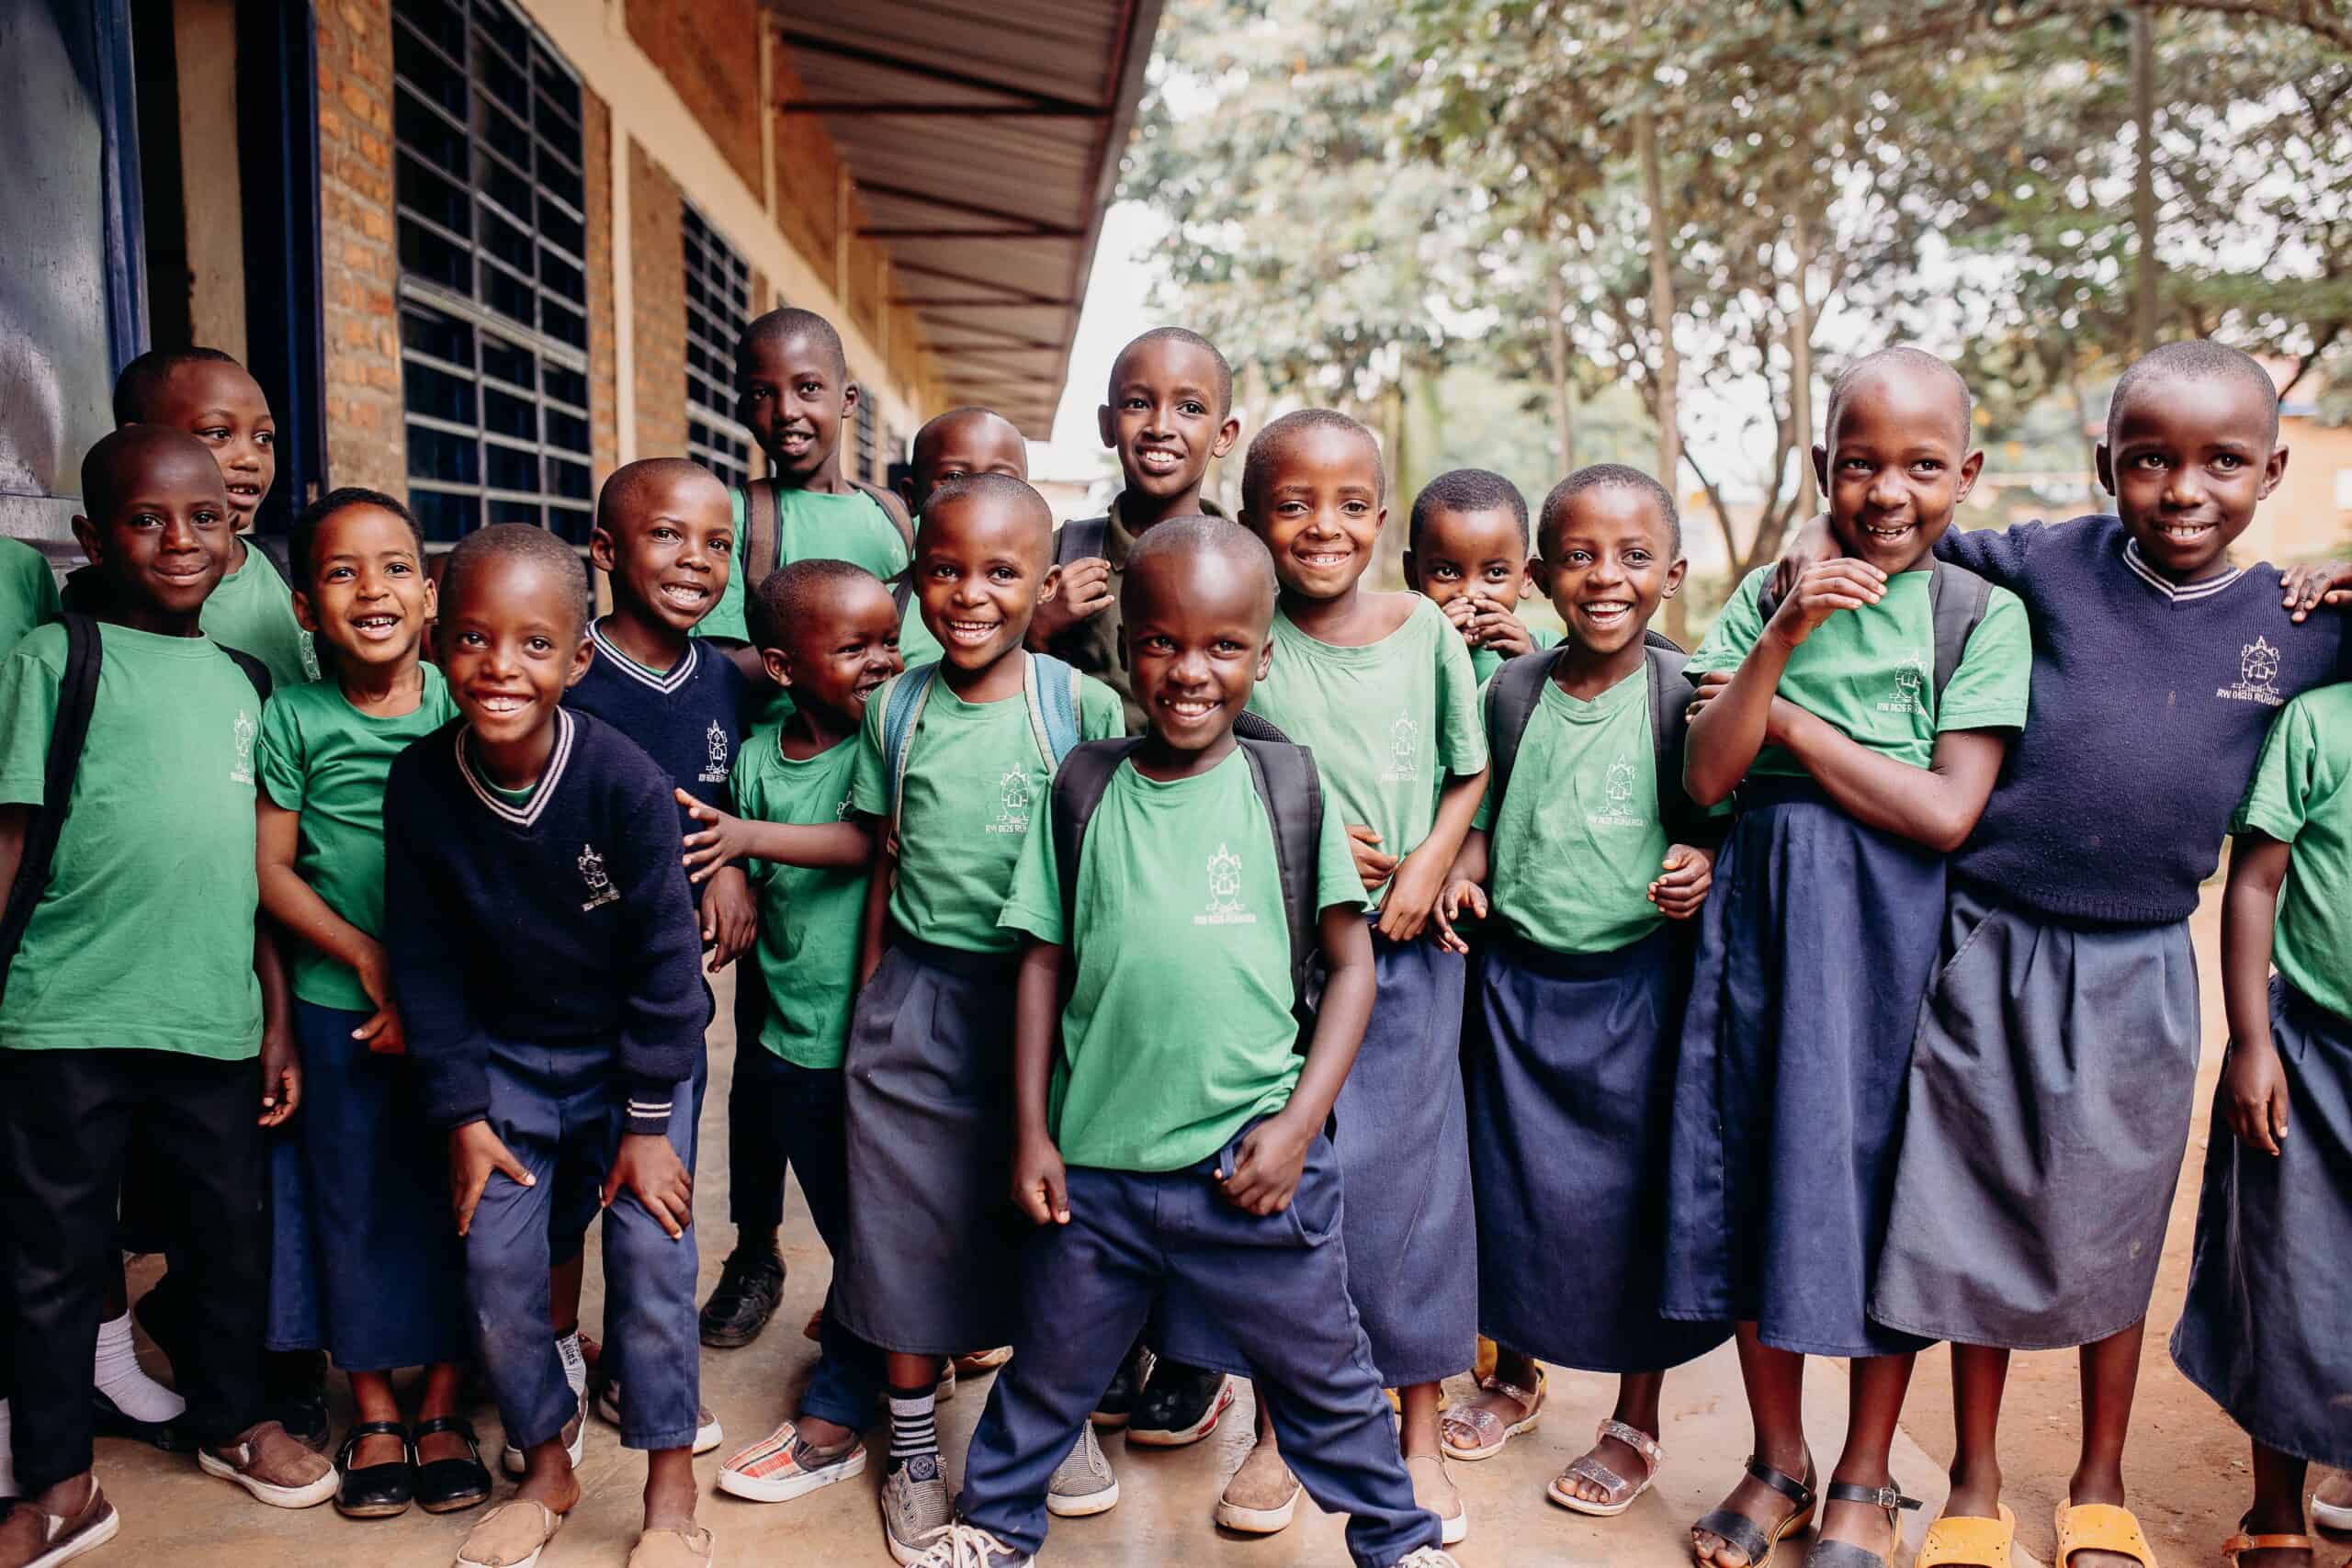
[2221,1527,2317,1568]
[1439,1371,1544,1461]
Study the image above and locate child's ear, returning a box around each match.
[421,572,440,622]
[2094,442,2116,499]
[563,632,594,689]
[1527,556,1550,599]
[1661,556,1690,600]
[1255,636,1274,682]
[842,381,861,418]
[1811,443,1831,497]
[762,646,793,690]
[290,587,320,635]
[70,513,101,565]
[1039,562,1062,605]
[1400,549,1421,592]
[1515,570,1536,602]
[2261,443,2290,500]
[1212,413,1241,458]
[588,525,617,576]
[1954,448,1984,505]
[896,472,920,514]
[1096,402,1116,450]
[1115,626,1130,675]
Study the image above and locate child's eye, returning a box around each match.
[796,381,822,398]
[254,430,274,448]
[194,508,223,525]
[650,526,677,542]
[989,565,1017,581]
[1123,397,1148,412]
[1342,499,1370,514]
[1179,400,1206,417]
[324,565,353,581]
[387,560,413,576]
[2133,453,2167,469]
[526,637,552,654]
[746,387,771,402]
[2212,454,2244,470]
[1566,550,1592,565]
[1627,549,1653,566]
[1430,564,1459,580]
[458,630,486,647]
[197,426,229,443]
[1912,459,1944,474]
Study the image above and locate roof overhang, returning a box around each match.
[766,0,1164,437]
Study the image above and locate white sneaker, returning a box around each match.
[1044,1422,1118,1517]
[905,1522,1033,1567]
[1391,1551,1462,1568]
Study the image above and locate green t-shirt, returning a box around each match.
[0,623,264,1057]
[1244,596,1487,907]
[849,660,1125,953]
[204,540,318,691]
[1468,624,1562,684]
[703,485,912,643]
[0,538,60,658]
[1686,566,2031,774]
[1471,664,1727,954]
[734,730,866,1068]
[256,664,460,1011]
[2233,684,2352,1023]
[998,747,1364,1171]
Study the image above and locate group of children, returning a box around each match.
[0,301,2346,1568]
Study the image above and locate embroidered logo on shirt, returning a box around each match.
[1382,711,1420,782]
[835,792,855,822]
[2217,637,2285,706]
[578,842,619,910]
[699,719,731,784]
[1194,842,1256,926]
[231,710,256,784]
[1878,650,1930,716]
[988,770,1032,835]
[1589,752,1645,830]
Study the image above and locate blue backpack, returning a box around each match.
[878,650,1086,838]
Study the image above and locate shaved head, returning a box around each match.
[1541,463,1680,556]
[920,471,1054,564]
[596,457,728,535]
[2108,339,2280,446]
[442,523,591,637]
[112,346,248,425]
[912,407,1025,472]
[1124,514,1277,625]
[1111,328,1235,417]
[82,424,224,520]
[740,306,847,381]
[757,558,888,651]
[1242,408,1385,511]
[1826,345,1973,450]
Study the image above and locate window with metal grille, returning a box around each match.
[683,204,753,491]
[854,400,878,486]
[390,0,593,543]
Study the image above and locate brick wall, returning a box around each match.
[315,0,405,496]
[627,0,763,197]
[630,140,689,460]
[584,90,619,484]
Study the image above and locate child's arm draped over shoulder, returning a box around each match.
[1010,938,1069,1224]
[1770,513,2043,599]
[1218,904,1375,1215]
[2220,831,2293,1157]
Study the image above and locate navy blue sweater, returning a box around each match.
[1940,514,2349,925]
[564,626,748,834]
[383,708,707,1134]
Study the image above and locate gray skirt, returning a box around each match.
[2170,977,2352,1470]
[831,939,1024,1358]
[1871,886,2199,1350]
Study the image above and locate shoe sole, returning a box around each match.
[2315,1498,2352,1532]
[1126,1379,1235,1448]
[1088,1410,1131,1430]
[334,1495,413,1520]
[499,1421,586,1479]
[1441,1410,1540,1461]
[196,1450,340,1508]
[1046,1479,1120,1517]
[699,1310,775,1350]
[1440,1503,1469,1544]
[418,1486,494,1516]
[18,1504,119,1568]
[1214,1486,1298,1535]
[886,1527,949,1566]
[717,1446,868,1503]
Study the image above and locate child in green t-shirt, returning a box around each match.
[1404,468,1558,684]
[0,536,60,658]
[0,428,332,1556]
[253,487,482,1518]
[894,517,1453,1568]
[1232,409,1490,1543]
[831,474,1124,1562]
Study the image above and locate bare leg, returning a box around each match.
[347,1371,406,1468]
[1396,1382,1442,1460]
[514,1433,582,1515]
[1943,1344,2010,1522]
[2067,1321,2147,1568]
[549,1255,585,1340]
[414,1362,472,1465]
[643,1445,698,1534]
[1813,1352,1917,1554]
[1692,1325,1813,1568]
[2237,1443,2315,1568]
[1558,1371,1667,1508]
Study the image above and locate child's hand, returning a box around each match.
[258,1027,301,1127]
[1345,824,1397,891]
[448,1121,534,1237]
[1465,593,1536,660]
[2281,558,2352,622]
[678,790,751,883]
[1025,558,1114,648]
[354,937,395,1011]
[2223,1038,2291,1156]
[1432,875,1488,955]
[1217,1111,1313,1216]
[1012,1133,1070,1226]
[1648,844,1715,919]
[604,1133,694,1238]
[702,865,758,972]
[1438,593,1479,637]
[1769,559,1886,649]
[353,1003,408,1057]
[1376,845,1447,942]
[1685,671,1732,720]
[1767,513,1833,603]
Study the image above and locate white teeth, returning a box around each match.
[1138,450,1180,470]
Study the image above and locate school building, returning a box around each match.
[0,0,1161,561]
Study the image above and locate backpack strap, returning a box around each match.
[879,665,937,835]
[1054,514,1112,567]
[251,534,297,585]
[1482,644,1563,827]
[221,646,274,702]
[851,478,917,554]
[0,614,104,996]
[1235,736,1324,1026]
[1927,560,1994,703]
[1049,738,1144,947]
[1022,651,1084,771]
[1644,641,1714,845]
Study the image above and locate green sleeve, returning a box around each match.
[0,636,62,807]
[1077,675,1125,740]
[254,694,308,813]
[1686,568,1770,677]
[2233,698,2317,845]
[995,797,1066,944]
[1314,790,1370,912]
[847,676,894,818]
[1469,671,1497,832]
[1935,585,2032,733]
[1430,604,1488,776]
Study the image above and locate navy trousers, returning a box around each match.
[465,1042,700,1451]
[959,1125,1439,1568]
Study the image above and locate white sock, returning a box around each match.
[0,1398,17,1496]
[556,1331,586,1399]
[94,1311,186,1424]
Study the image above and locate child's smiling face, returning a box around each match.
[2098,372,2285,582]
[74,428,235,626]
[1098,337,1239,504]
[911,492,1053,675]
[135,359,276,533]
[1122,547,1273,754]
[438,554,591,747]
[1407,503,1532,614]
[1814,365,1981,576]
[297,502,433,671]
[771,574,903,728]
[591,468,735,635]
[1536,487,1684,657]
[1244,424,1386,602]
[739,331,855,483]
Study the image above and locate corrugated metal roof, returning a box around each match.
[768,0,1163,436]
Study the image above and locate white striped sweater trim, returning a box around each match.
[2121,537,2244,602]
[589,620,699,694]
[455,708,576,829]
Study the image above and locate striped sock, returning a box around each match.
[886,1384,939,1475]
[557,1331,586,1399]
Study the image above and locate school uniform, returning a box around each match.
[1465,624,1560,684]
[728,727,883,1427]
[254,667,467,1373]
[1871,519,2352,1351]
[1044,495,1227,734]
[700,486,942,681]
[382,708,707,1452]
[1464,661,1730,1372]
[2171,685,2352,1469]
[1662,565,2031,1358]
[1235,596,1487,1386]
[0,623,271,1495]
[970,746,1442,1568]
[0,536,59,657]
[831,660,1125,1357]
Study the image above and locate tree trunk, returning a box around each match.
[1639,107,1687,641]
[1546,264,1575,474]
[2131,2,2160,353]
[2066,367,2103,513]
[1789,205,1819,518]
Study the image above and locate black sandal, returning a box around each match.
[334,1420,414,1519]
[413,1416,493,1515]
[1692,1455,1818,1567]
[1801,1480,1924,1568]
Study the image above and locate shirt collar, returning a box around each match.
[457,707,574,828]
[589,619,698,694]
[2120,537,2243,603]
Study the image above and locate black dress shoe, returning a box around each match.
[697,1246,786,1348]
[91,1388,193,1452]
[334,1421,414,1519]
[1091,1337,1155,1428]
[412,1416,493,1515]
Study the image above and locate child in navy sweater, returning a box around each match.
[382,525,711,1568]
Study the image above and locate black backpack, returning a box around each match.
[1754,558,1995,705]
[1485,629,1717,848]
[1048,710,1325,1037]
[1053,513,1111,567]
[0,614,272,996]
[740,478,920,635]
